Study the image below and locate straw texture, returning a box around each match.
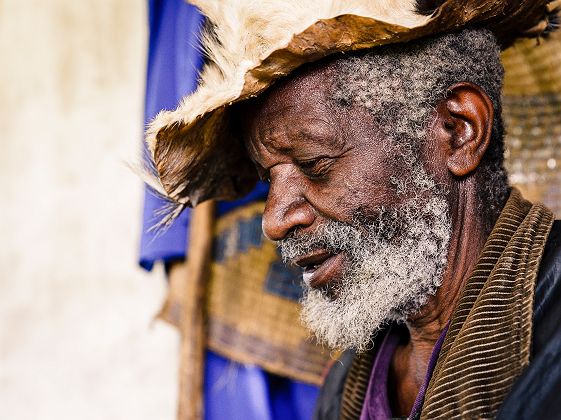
[206,202,331,385]
[503,28,561,216]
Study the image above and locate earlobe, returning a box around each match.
[442,82,494,177]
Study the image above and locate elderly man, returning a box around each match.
[146,1,561,418]
[240,30,560,419]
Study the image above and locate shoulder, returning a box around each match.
[533,220,561,353]
[497,220,561,419]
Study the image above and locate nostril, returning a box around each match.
[262,198,315,242]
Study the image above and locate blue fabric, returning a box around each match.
[140,0,204,270]
[139,2,319,419]
[205,350,319,420]
[139,0,269,270]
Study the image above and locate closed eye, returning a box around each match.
[297,157,334,179]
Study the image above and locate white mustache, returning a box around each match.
[278,211,401,263]
[278,222,359,263]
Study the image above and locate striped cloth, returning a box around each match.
[421,189,553,418]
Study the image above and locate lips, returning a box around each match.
[294,250,345,289]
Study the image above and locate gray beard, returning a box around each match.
[278,195,451,352]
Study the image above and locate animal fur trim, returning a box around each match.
[146,0,556,210]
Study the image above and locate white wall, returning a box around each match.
[0,1,178,419]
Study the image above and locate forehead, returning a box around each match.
[241,60,351,152]
[251,62,335,118]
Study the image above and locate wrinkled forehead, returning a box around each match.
[240,59,340,133]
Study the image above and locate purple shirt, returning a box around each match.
[360,324,449,420]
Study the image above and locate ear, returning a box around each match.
[437,82,494,177]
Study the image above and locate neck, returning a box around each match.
[389,186,491,415]
[407,187,488,343]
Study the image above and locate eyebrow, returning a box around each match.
[298,128,344,149]
[265,119,344,152]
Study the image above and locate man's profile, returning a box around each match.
[146,1,561,418]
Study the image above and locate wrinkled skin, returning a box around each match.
[241,60,496,416]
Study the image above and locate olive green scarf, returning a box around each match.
[340,189,554,419]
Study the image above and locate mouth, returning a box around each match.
[294,250,345,289]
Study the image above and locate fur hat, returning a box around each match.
[146,0,560,215]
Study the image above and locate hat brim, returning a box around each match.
[147,0,555,208]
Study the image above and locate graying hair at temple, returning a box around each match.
[325,28,508,231]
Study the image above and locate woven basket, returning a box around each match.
[206,202,330,385]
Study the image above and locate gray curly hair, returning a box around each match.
[329,28,509,232]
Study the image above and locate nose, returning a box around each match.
[262,168,315,241]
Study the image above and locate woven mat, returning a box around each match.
[503,29,561,215]
[205,202,330,385]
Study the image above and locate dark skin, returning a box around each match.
[242,63,495,416]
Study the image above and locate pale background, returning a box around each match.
[0,1,179,419]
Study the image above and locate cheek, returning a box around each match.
[305,165,398,223]
[340,174,399,215]
[420,137,450,185]
[301,180,353,221]
[347,152,401,200]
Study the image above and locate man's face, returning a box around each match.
[243,64,451,351]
